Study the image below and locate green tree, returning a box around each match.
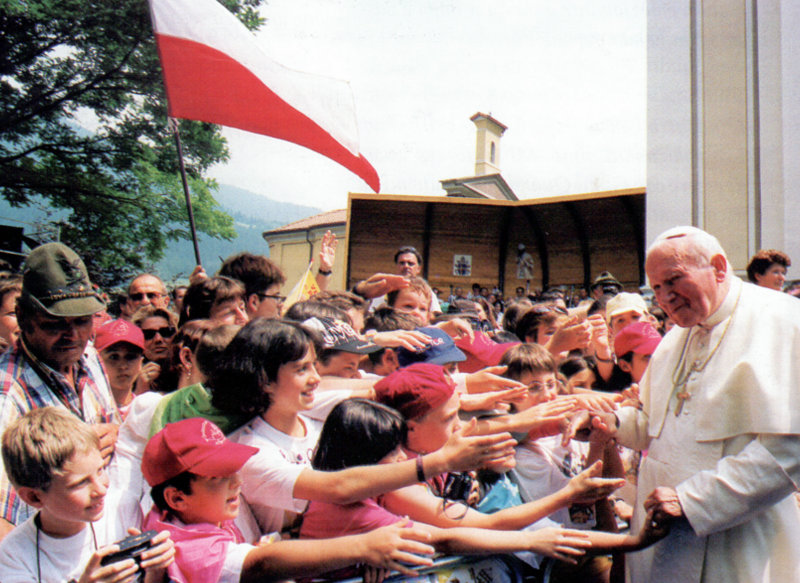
[0,0,267,287]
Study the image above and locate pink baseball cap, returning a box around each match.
[142,418,258,486]
[455,331,519,373]
[94,319,144,352]
[374,363,455,421]
[614,321,662,357]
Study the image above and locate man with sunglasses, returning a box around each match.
[124,272,169,319]
[0,243,120,542]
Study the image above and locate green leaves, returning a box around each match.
[0,0,265,287]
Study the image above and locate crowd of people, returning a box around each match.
[0,228,798,583]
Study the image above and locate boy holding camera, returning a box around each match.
[0,407,174,583]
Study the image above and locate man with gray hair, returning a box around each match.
[569,226,800,582]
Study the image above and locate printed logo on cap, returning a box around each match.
[201,419,226,445]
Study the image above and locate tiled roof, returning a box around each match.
[263,208,347,235]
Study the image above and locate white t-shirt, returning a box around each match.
[230,414,323,534]
[0,513,113,583]
[107,391,164,542]
[514,435,595,529]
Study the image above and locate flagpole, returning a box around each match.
[169,117,202,266]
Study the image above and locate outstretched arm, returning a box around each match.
[242,519,435,582]
[293,421,516,505]
[382,460,623,531]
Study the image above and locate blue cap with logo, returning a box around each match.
[397,326,466,368]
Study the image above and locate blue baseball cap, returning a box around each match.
[397,326,466,367]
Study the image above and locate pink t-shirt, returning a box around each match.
[143,508,249,583]
[300,497,412,539]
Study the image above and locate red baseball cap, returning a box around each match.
[374,363,455,421]
[455,331,519,374]
[94,319,144,352]
[142,418,258,486]
[614,321,662,357]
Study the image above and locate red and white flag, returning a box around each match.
[148,0,380,192]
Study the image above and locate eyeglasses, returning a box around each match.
[257,293,286,304]
[141,326,176,340]
[129,292,163,301]
[527,380,558,393]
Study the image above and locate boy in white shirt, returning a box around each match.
[0,407,174,583]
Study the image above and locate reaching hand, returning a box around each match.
[637,508,671,548]
[433,318,474,342]
[370,330,432,351]
[586,314,612,359]
[357,518,434,577]
[519,397,578,440]
[464,365,526,394]
[570,391,619,413]
[564,460,625,504]
[438,418,516,472]
[524,527,591,564]
[355,273,409,299]
[562,409,617,446]
[459,386,528,412]
[546,316,592,355]
[318,230,337,273]
[644,487,684,526]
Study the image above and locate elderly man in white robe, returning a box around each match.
[569,226,800,583]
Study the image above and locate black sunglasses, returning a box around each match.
[142,326,176,340]
[129,292,163,301]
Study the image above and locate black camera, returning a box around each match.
[442,472,473,502]
[100,530,158,566]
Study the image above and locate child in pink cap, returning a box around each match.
[95,319,145,418]
[141,417,438,583]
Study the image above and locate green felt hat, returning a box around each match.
[21,243,106,317]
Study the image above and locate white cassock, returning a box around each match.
[616,276,800,583]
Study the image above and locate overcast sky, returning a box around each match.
[207,0,647,211]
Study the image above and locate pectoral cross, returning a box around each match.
[674,391,691,416]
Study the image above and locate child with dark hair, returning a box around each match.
[142,417,435,583]
[558,356,598,394]
[215,318,514,535]
[283,300,351,326]
[313,289,369,333]
[303,399,667,580]
[94,319,145,417]
[178,276,248,327]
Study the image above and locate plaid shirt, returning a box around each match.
[0,339,120,524]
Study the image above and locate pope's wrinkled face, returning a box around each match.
[646,240,726,328]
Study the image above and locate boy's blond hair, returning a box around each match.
[2,407,99,491]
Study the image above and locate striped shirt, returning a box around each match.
[0,339,120,524]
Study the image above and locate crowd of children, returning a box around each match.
[0,242,682,583]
